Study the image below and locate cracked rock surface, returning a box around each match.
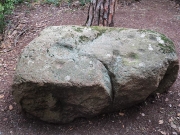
[12,25,179,123]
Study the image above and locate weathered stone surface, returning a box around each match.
[12,25,179,123]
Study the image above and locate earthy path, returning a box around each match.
[0,0,180,134]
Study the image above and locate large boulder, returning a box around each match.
[12,25,179,123]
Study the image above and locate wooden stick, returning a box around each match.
[14,26,30,47]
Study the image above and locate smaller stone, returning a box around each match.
[159,120,164,124]
[119,112,125,116]
[9,105,13,110]
[0,95,4,99]
[141,113,145,116]
[177,113,180,117]
[159,130,166,135]
[172,132,177,135]
[170,122,177,129]
[165,98,169,102]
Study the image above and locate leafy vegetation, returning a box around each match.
[44,0,61,6]
[0,0,14,34]
[0,0,90,36]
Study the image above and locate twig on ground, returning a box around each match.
[14,26,30,47]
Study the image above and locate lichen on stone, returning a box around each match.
[73,27,83,33]
[79,35,90,43]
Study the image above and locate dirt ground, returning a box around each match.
[0,0,180,134]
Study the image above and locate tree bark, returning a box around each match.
[85,0,116,27]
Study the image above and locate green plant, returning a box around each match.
[79,0,90,6]
[14,0,24,4]
[0,0,14,34]
[44,0,61,6]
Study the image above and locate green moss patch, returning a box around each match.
[138,29,175,53]
[158,34,175,53]
[74,27,83,33]
[127,52,139,60]
[79,35,89,43]
[91,26,108,37]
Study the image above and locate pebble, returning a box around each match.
[170,122,177,129]
[119,112,125,116]
[0,95,4,99]
[9,105,13,110]
[141,113,145,116]
[172,132,177,135]
[159,120,164,124]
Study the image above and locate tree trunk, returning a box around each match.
[85,0,116,27]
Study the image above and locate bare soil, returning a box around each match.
[0,0,180,134]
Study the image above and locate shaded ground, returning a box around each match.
[0,0,180,134]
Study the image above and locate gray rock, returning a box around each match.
[12,25,179,123]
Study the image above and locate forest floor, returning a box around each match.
[0,0,180,134]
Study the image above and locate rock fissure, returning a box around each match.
[98,60,115,101]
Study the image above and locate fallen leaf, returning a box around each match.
[158,130,166,135]
[69,127,73,130]
[9,105,13,110]
[170,122,177,129]
[141,113,145,116]
[0,94,4,99]
[159,120,164,124]
[156,93,160,98]
[119,112,125,116]
[165,98,169,102]
[172,132,177,135]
